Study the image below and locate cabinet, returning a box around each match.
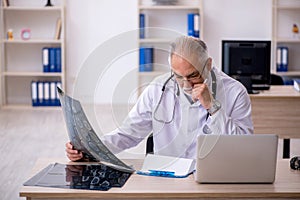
[272,0,300,83]
[137,0,203,94]
[0,0,65,108]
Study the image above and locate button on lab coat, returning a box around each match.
[102,67,253,159]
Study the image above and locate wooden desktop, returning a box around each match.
[20,158,300,200]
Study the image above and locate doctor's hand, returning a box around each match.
[66,142,83,161]
[191,81,212,109]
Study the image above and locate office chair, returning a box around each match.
[270,74,284,85]
[146,133,154,154]
[270,74,290,158]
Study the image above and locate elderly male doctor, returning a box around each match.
[66,36,253,161]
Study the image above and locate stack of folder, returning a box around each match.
[31,81,61,106]
[42,47,62,73]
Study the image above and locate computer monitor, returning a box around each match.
[222,40,271,94]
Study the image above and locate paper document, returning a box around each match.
[57,87,134,173]
[137,154,195,178]
[294,79,300,92]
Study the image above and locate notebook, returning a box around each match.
[137,154,195,178]
[195,134,278,183]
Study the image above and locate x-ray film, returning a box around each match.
[24,163,132,191]
[57,87,134,173]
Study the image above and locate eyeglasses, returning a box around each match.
[173,71,201,83]
[172,58,209,84]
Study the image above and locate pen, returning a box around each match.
[136,170,175,177]
[136,169,194,178]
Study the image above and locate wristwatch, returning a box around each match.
[207,99,221,116]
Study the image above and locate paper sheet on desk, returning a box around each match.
[138,154,195,178]
[57,87,134,173]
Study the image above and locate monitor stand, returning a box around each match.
[247,89,260,94]
[236,76,260,95]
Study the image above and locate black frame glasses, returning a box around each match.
[172,58,209,84]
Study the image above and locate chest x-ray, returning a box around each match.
[57,87,134,173]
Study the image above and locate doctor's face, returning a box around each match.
[170,54,205,94]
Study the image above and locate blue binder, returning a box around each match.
[42,48,50,72]
[139,47,153,72]
[31,81,38,106]
[55,82,62,106]
[277,46,288,72]
[187,13,194,36]
[44,82,50,106]
[55,47,62,72]
[50,82,56,106]
[37,81,44,106]
[140,13,145,39]
[193,13,200,38]
[49,48,56,72]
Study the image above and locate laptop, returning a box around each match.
[195,134,278,183]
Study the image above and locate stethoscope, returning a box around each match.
[153,69,217,124]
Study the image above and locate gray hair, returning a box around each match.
[170,36,209,75]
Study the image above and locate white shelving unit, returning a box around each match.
[137,0,203,95]
[0,0,66,108]
[272,0,300,79]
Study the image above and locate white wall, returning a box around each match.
[66,0,138,104]
[66,0,272,104]
[203,0,272,67]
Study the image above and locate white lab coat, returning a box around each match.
[102,67,253,159]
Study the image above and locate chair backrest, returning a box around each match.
[146,134,154,154]
[270,74,284,85]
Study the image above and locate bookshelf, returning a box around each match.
[0,0,66,108]
[272,0,300,83]
[137,0,203,95]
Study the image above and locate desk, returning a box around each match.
[250,85,300,138]
[20,158,300,200]
[250,86,300,158]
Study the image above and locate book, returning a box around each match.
[55,18,62,40]
[137,154,195,178]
